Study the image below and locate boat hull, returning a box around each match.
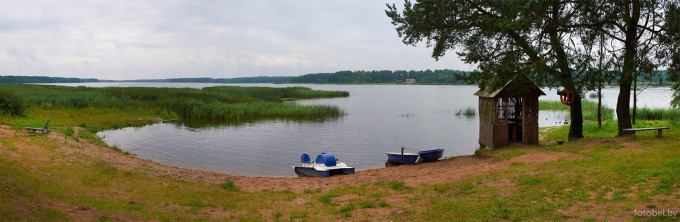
[294,167,355,177]
[386,152,419,165]
[418,149,444,162]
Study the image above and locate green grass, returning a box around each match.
[63,126,74,138]
[493,149,527,161]
[539,100,614,121]
[1,121,680,220]
[218,180,239,191]
[543,120,680,141]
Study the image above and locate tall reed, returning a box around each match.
[1,84,348,121]
[0,88,25,116]
[539,100,614,121]
[634,107,680,121]
[455,107,477,116]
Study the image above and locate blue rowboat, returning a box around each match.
[294,153,355,177]
[418,149,445,162]
[385,152,419,165]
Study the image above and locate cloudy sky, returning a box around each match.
[0,0,474,80]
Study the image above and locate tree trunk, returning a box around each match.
[549,0,583,140]
[597,86,602,128]
[633,72,637,124]
[569,94,584,140]
[617,81,633,135]
[616,0,639,136]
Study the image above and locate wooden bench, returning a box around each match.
[26,120,51,134]
[622,127,670,138]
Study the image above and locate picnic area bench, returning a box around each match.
[622,127,670,138]
[26,120,51,134]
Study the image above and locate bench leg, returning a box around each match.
[632,131,636,139]
[658,129,663,138]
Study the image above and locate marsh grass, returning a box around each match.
[635,107,680,121]
[455,106,477,116]
[0,84,348,124]
[539,100,614,121]
[0,88,25,116]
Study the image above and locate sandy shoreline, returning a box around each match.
[0,125,583,193]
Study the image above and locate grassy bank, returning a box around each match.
[1,119,679,220]
[0,84,348,131]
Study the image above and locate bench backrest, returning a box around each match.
[43,120,50,129]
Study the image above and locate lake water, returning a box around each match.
[46,82,674,177]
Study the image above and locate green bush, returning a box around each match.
[0,88,25,116]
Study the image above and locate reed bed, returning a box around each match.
[539,100,614,121]
[1,84,348,121]
[0,88,25,116]
[540,99,680,121]
[634,107,680,121]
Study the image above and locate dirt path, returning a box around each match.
[0,125,582,193]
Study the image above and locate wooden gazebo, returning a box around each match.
[474,76,546,148]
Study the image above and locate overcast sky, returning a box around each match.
[0,0,475,80]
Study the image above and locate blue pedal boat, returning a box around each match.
[385,152,419,165]
[417,149,445,162]
[294,153,355,177]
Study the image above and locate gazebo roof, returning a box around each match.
[474,75,546,98]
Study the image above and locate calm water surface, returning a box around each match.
[49,82,673,177]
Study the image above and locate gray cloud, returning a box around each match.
[0,0,475,80]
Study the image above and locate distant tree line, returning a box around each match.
[3,71,673,86]
[168,76,292,84]
[288,69,470,84]
[0,76,98,83]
